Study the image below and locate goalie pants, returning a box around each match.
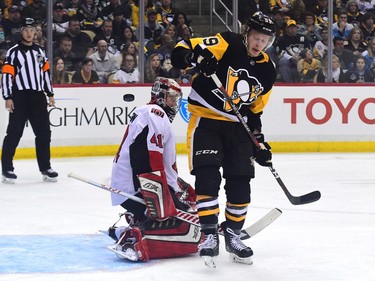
[188,116,254,228]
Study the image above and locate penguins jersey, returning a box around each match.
[172,31,277,123]
[111,104,179,206]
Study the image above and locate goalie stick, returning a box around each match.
[68,172,281,239]
[211,73,321,205]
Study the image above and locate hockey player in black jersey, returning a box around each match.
[171,12,276,266]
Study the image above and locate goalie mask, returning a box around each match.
[150,77,182,122]
[243,11,276,51]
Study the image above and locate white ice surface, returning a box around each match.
[1,153,375,281]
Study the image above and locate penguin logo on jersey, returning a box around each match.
[215,67,264,112]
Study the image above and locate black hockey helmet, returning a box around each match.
[243,12,276,51]
[245,11,276,36]
[21,18,36,28]
[150,77,182,122]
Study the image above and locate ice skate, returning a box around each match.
[107,240,139,261]
[2,171,17,184]
[224,226,253,265]
[198,233,219,268]
[41,169,58,182]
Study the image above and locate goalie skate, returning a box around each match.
[2,171,17,184]
[41,169,58,182]
[107,242,139,261]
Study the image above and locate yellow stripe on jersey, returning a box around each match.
[250,88,272,114]
[189,33,229,62]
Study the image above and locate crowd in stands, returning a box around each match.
[1,0,375,84]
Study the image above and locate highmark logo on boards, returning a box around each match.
[179,98,191,123]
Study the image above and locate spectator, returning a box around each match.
[311,0,329,27]
[314,54,345,83]
[145,53,167,83]
[53,36,79,72]
[76,0,102,32]
[237,0,270,24]
[313,26,328,60]
[359,12,375,43]
[100,0,132,23]
[65,0,80,17]
[52,57,71,84]
[163,23,177,44]
[58,17,94,62]
[362,36,375,70]
[111,9,131,40]
[176,22,192,42]
[297,48,321,82]
[171,12,195,38]
[72,57,100,84]
[33,23,47,50]
[89,39,120,83]
[142,8,165,46]
[298,11,322,47]
[1,5,22,44]
[343,55,375,82]
[156,0,180,27]
[121,41,139,63]
[346,0,364,27]
[357,0,375,14]
[93,19,120,55]
[345,27,367,56]
[52,1,70,39]
[157,33,174,66]
[112,53,139,83]
[131,0,161,29]
[333,10,354,43]
[274,19,311,82]
[333,36,356,71]
[117,26,138,51]
[22,0,47,24]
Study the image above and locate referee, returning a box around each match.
[1,18,58,184]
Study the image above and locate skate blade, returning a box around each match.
[43,176,58,182]
[2,177,15,184]
[229,253,253,265]
[202,256,216,268]
[107,245,139,261]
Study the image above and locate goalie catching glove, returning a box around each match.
[190,44,218,77]
[254,133,272,167]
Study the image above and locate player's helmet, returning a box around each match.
[150,77,182,122]
[21,18,36,28]
[243,11,276,50]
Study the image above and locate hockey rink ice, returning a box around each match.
[0,153,374,281]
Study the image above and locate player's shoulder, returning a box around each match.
[218,31,242,43]
[138,104,169,121]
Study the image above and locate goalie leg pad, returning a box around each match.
[137,171,177,220]
[143,218,202,259]
[115,226,149,261]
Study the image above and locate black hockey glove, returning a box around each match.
[254,133,272,167]
[190,44,218,77]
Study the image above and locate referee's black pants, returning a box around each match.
[1,92,52,173]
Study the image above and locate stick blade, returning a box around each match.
[291,190,321,205]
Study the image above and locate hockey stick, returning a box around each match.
[211,73,321,205]
[68,172,281,239]
[67,172,200,227]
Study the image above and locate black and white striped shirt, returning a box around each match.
[1,42,53,100]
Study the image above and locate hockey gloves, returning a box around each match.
[190,44,218,77]
[254,133,273,167]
